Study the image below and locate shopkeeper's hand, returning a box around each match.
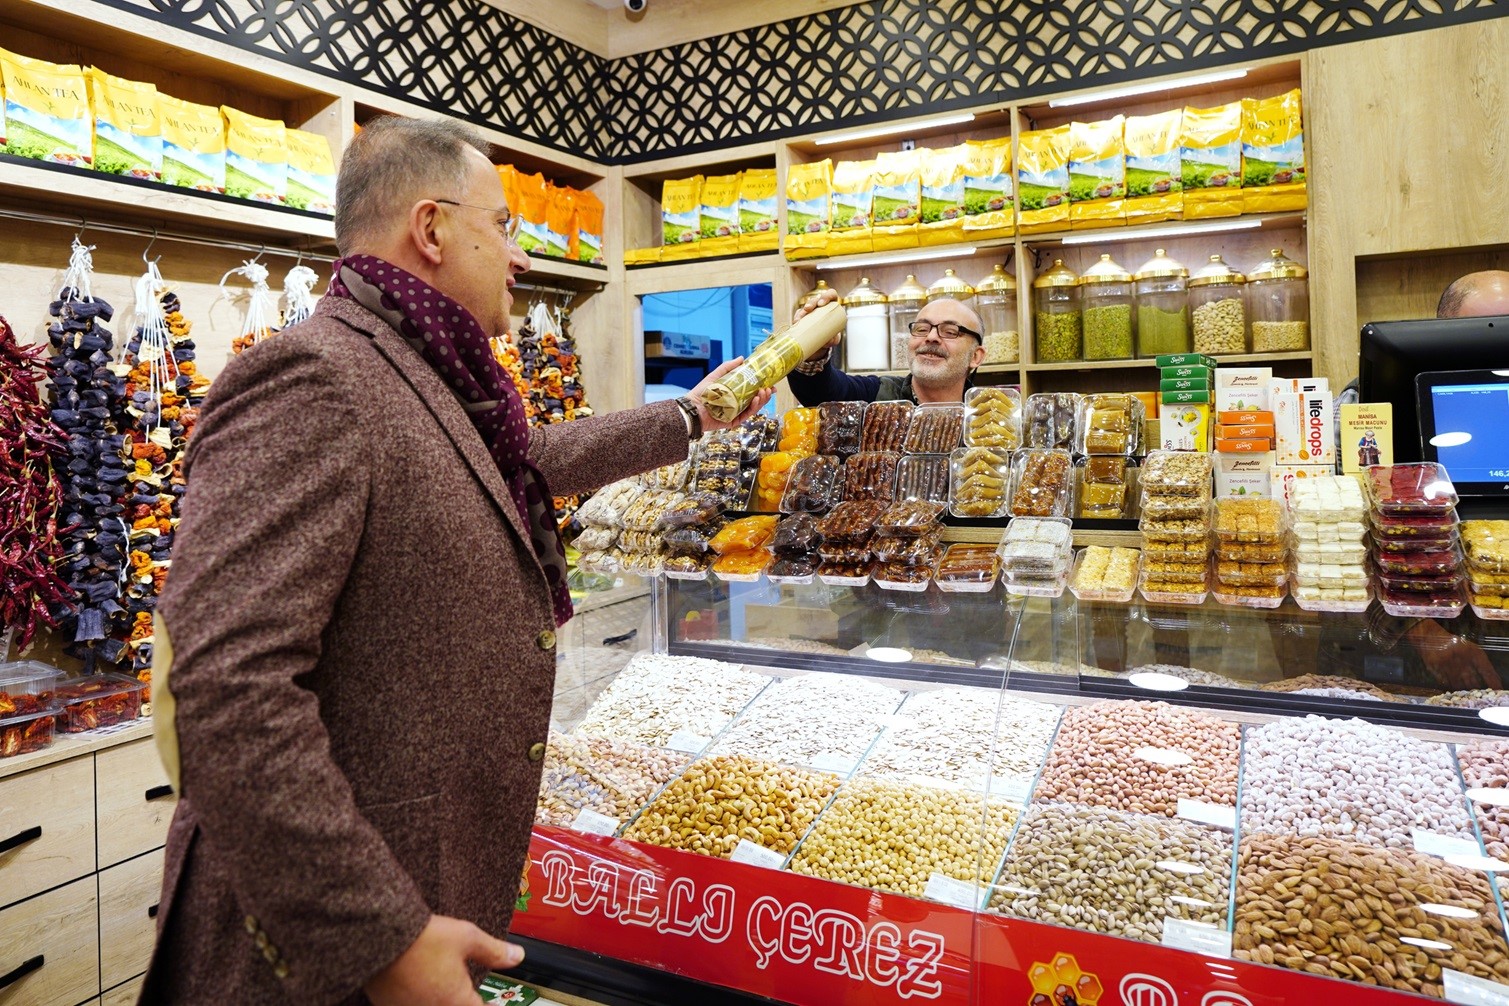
[364,915,523,1006]
[688,356,774,431]
[793,286,841,361]
[1406,619,1500,691]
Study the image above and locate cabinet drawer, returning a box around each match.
[0,876,100,1006]
[99,852,163,991]
[0,757,96,908]
[96,739,176,868]
[102,974,143,1006]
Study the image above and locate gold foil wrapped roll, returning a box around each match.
[702,302,848,422]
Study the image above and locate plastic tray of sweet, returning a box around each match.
[1142,539,1209,563]
[55,673,145,733]
[663,553,712,579]
[893,454,950,503]
[1291,578,1372,612]
[1293,562,1370,589]
[779,407,821,455]
[1074,393,1144,457]
[904,403,966,454]
[617,529,665,554]
[1365,462,1459,515]
[1292,518,1369,543]
[818,541,873,565]
[621,490,685,532]
[860,401,915,453]
[842,452,901,501]
[1000,516,1073,548]
[1469,599,1509,620]
[815,500,890,544]
[619,550,666,576]
[573,523,619,553]
[1371,510,1459,538]
[998,540,1072,574]
[1211,582,1286,608]
[1290,540,1365,565]
[1379,580,1465,617]
[766,556,817,585]
[1377,570,1463,593]
[1139,509,1212,541]
[751,453,804,513]
[1024,392,1080,450]
[1373,547,1463,577]
[1068,546,1141,602]
[817,401,866,457]
[1009,448,1073,518]
[1139,557,1208,584]
[872,529,944,565]
[963,387,1022,451]
[1139,450,1213,497]
[817,560,875,586]
[662,521,726,556]
[1467,575,1509,596]
[781,455,843,513]
[710,515,779,554]
[1076,455,1130,519]
[576,479,645,528]
[1369,532,1456,554]
[948,446,1012,519]
[771,513,824,554]
[1288,475,1367,522]
[697,429,742,465]
[0,697,58,758]
[643,459,694,492]
[655,492,726,532]
[1214,559,1287,587]
[1140,490,1214,522]
[1004,571,1068,597]
[877,499,946,536]
[1462,519,1509,572]
[712,547,772,582]
[875,561,934,591]
[576,549,618,574]
[1138,571,1209,605]
[1221,540,1291,564]
[1213,497,1286,544]
[934,544,1002,592]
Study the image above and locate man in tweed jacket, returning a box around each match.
[140,117,769,1004]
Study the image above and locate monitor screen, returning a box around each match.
[1417,371,1509,493]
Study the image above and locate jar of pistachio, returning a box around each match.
[1189,254,1248,355]
[1033,259,1082,363]
[1080,253,1135,360]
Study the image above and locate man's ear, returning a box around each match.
[409,200,445,267]
[970,341,987,369]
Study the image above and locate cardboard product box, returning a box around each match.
[1218,410,1273,426]
[1270,463,1336,504]
[1161,364,1214,382]
[1159,399,1212,451]
[1267,376,1329,400]
[1132,391,1158,418]
[1215,437,1270,453]
[1162,389,1211,405]
[1217,423,1276,440]
[1273,390,1335,466]
[644,330,712,359]
[1155,353,1218,369]
[1340,402,1394,473]
[1215,367,1273,412]
[1160,377,1211,393]
[1217,451,1275,497]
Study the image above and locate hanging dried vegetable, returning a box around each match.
[224,259,275,355]
[1,314,70,651]
[281,263,321,328]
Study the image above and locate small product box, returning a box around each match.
[1162,389,1211,405]
[1155,353,1218,369]
[1160,377,1211,394]
[1215,437,1270,453]
[1218,410,1273,426]
[1216,452,1274,498]
[1159,399,1213,451]
[1339,402,1393,473]
[1214,367,1273,412]
[1270,463,1335,504]
[1273,390,1335,466]
[1217,423,1275,441]
[1161,364,1213,382]
[1268,376,1329,400]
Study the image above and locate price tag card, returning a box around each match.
[730,839,785,869]
[1177,799,1237,830]
[570,808,620,836]
[1160,918,1233,959]
[991,776,1034,805]
[666,730,710,754]
[810,753,856,774]
[1413,829,1483,860]
[1444,968,1509,1006]
[923,872,981,910]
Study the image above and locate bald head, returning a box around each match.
[1437,270,1509,319]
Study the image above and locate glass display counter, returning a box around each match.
[513,571,1509,1006]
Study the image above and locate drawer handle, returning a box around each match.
[0,825,41,855]
[145,784,175,801]
[148,902,160,918]
[0,955,43,990]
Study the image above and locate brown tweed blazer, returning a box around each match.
[138,295,690,1004]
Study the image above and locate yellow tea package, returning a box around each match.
[573,187,605,265]
[737,167,778,252]
[871,148,920,250]
[545,185,575,259]
[698,172,742,256]
[1123,109,1183,225]
[160,94,225,193]
[87,67,160,180]
[1015,126,1071,233]
[284,128,335,214]
[661,174,703,246]
[919,144,966,246]
[1180,102,1243,218]
[0,50,91,166]
[961,136,1013,239]
[828,158,875,255]
[221,106,287,204]
[1068,115,1126,229]
[1241,88,1306,213]
[513,171,551,256]
[783,159,832,260]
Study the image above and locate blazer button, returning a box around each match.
[244,915,258,935]
[274,961,290,980]
[536,629,556,651]
[263,944,279,964]
[528,741,546,761]
[255,931,269,950]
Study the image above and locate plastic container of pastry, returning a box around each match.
[1008,448,1074,518]
[842,452,901,501]
[1004,571,1068,597]
[1074,393,1144,457]
[893,454,950,503]
[1372,511,1459,539]
[780,455,844,513]
[1379,580,1465,618]
[1470,599,1509,620]
[1213,560,1288,587]
[817,561,875,587]
[1365,462,1459,516]
[1077,455,1131,519]
[1212,497,1288,545]
[962,387,1022,451]
[1292,518,1370,543]
[934,544,1002,593]
[1219,540,1291,565]
[999,516,1074,550]
[1211,582,1287,608]
[1377,570,1463,594]
[1139,503,1213,542]
[1462,520,1509,573]
[1137,570,1209,605]
[778,406,821,455]
[1140,490,1214,522]
[1373,547,1463,577]
[1137,558,1208,585]
[816,500,890,545]
[904,403,966,454]
[1068,547,1140,603]
[1467,575,1509,597]
[710,515,780,554]
[1290,540,1366,565]
[765,555,817,586]
[948,446,1012,519]
[872,529,944,565]
[1293,562,1370,589]
[817,401,866,457]
[874,561,934,592]
[1023,392,1081,450]
[1141,541,1210,563]
[1139,450,1214,497]
[712,548,772,582]
[860,401,915,453]
[1370,531,1456,554]
[877,499,946,536]
[1291,577,1373,613]
[663,553,712,580]
[1288,475,1368,523]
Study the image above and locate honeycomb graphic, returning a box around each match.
[1027,952,1104,1006]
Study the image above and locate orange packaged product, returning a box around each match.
[1217,410,1272,425]
[712,548,773,577]
[710,515,779,553]
[1217,423,1274,440]
[753,452,802,512]
[1215,438,1269,453]
[779,408,821,454]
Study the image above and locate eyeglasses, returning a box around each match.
[433,199,522,243]
[909,320,982,341]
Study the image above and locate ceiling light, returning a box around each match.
[1048,69,1249,108]
[814,246,978,271]
[1127,670,1190,692]
[815,113,977,146]
[1059,218,1264,246]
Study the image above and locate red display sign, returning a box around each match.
[514,827,1430,1006]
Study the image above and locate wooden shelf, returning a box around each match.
[1024,350,1311,372]
[625,253,785,296]
[521,255,609,291]
[1021,212,1306,250]
[796,236,1016,274]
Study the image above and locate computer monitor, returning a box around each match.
[1416,370,1509,496]
[1358,316,1509,462]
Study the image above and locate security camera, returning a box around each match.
[624,0,646,11]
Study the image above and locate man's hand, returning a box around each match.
[364,915,523,1006]
[687,356,775,432]
[793,286,842,361]
[1406,619,1500,690]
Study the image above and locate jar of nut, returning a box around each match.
[1133,248,1190,357]
[887,275,927,370]
[1080,253,1135,360]
[973,264,1019,364]
[1247,248,1310,352]
[1189,254,1248,356]
[1032,259,1082,363]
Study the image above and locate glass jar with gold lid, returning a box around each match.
[973,264,1019,364]
[1247,248,1309,352]
[925,268,976,304]
[796,279,833,315]
[1133,248,1190,357]
[887,274,928,370]
[1189,254,1248,355]
[841,276,891,372]
[1033,259,1082,363]
[1080,253,1134,361]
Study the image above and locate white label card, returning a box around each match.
[730,839,785,869]
[570,809,620,836]
[924,872,981,910]
[1444,968,1509,1006]
[810,753,855,774]
[1161,918,1233,958]
[1413,829,1483,859]
[1177,799,1237,830]
[992,777,1034,804]
[666,730,710,754]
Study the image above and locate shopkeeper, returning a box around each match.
[786,286,985,406]
[140,116,768,1006]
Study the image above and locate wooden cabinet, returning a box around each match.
[0,876,99,1006]
[0,756,95,907]
[101,976,144,1006]
[95,738,176,869]
[98,853,163,991]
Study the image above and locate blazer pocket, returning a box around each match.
[359,793,442,908]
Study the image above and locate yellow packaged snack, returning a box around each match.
[1016,126,1071,234]
[221,106,287,204]
[828,158,875,256]
[871,148,920,251]
[284,128,335,214]
[1123,109,1183,225]
[87,67,160,180]
[736,168,778,253]
[0,49,91,166]
[545,185,575,259]
[1180,102,1243,218]
[961,136,1013,239]
[784,159,832,260]
[697,172,742,256]
[1068,115,1125,229]
[574,187,605,265]
[160,94,225,193]
[514,171,551,256]
[1241,88,1306,213]
[623,246,662,266]
[661,174,703,250]
[918,144,966,246]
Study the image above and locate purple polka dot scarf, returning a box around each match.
[329,254,573,626]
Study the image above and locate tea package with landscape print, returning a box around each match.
[1068,115,1126,229]
[871,148,921,251]
[221,105,287,204]
[828,158,876,256]
[737,167,778,252]
[1181,101,1243,218]
[285,127,335,214]
[160,94,225,193]
[574,187,605,264]
[1016,126,1071,233]
[0,49,91,167]
[660,174,703,260]
[919,144,967,246]
[1242,88,1306,213]
[961,136,1014,239]
[87,67,161,180]
[1124,109,1183,224]
[698,172,742,256]
[783,159,832,260]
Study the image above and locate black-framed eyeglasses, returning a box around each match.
[433,198,522,243]
[909,320,982,341]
